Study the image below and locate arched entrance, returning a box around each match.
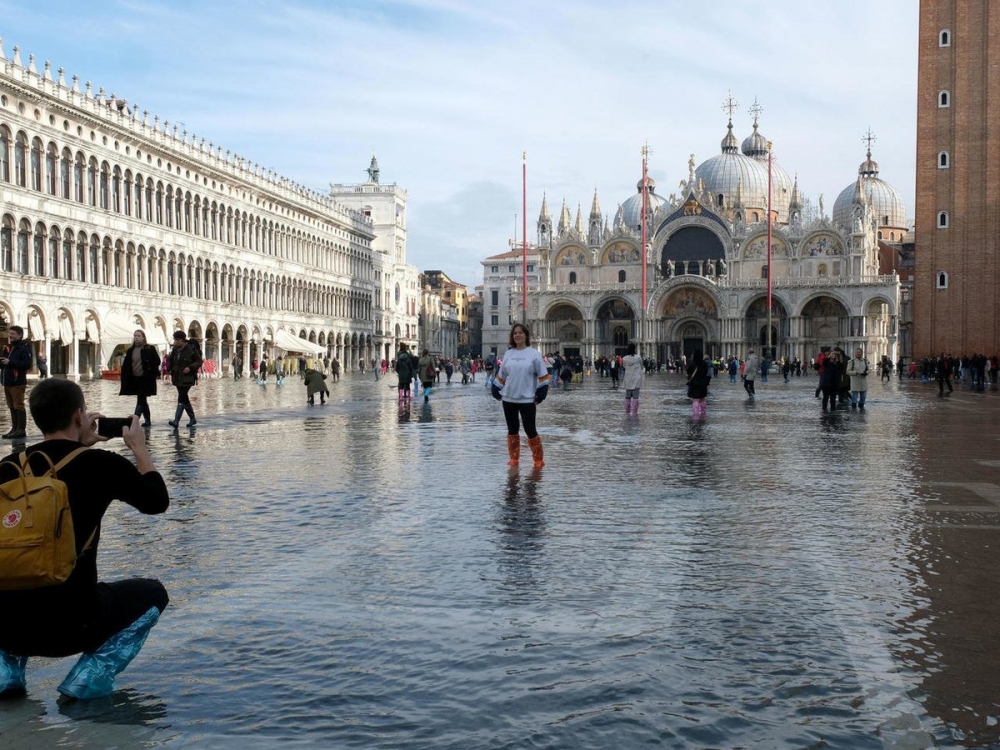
[595,298,636,357]
[745,296,789,361]
[655,285,719,363]
[544,303,584,358]
[801,296,849,356]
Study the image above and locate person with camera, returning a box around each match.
[119,329,161,427]
[0,378,169,700]
[1,325,33,440]
[167,330,203,429]
[846,347,869,409]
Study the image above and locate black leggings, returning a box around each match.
[175,385,192,407]
[1,579,168,657]
[503,401,538,438]
[133,394,151,422]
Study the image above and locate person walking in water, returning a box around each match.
[686,349,711,418]
[742,348,758,398]
[492,323,550,468]
[394,343,416,407]
[622,343,644,415]
[119,329,161,427]
[167,331,203,429]
[417,349,436,404]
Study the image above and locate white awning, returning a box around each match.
[272,328,326,356]
[58,315,74,344]
[97,313,145,370]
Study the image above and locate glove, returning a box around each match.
[491,384,503,401]
[534,384,548,404]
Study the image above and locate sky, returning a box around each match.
[0,0,919,288]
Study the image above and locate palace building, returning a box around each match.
[0,41,419,377]
[482,107,906,365]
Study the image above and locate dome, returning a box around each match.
[832,151,907,231]
[615,178,669,232]
[693,119,794,221]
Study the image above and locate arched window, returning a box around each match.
[878,231,883,240]
[751,211,760,222]
[62,228,73,279]
[938,211,949,228]
[938,151,949,168]
[14,132,27,187]
[17,219,30,274]
[939,29,950,47]
[618,269,626,282]
[939,90,950,108]
[74,153,85,202]
[30,138,42,191]
[112,167,122,212]
[569,271,577,284]
[817,263,828,277]
[936,271,949,289]
[0,126,10,182]
[33,221,45,275]
[761,264,769,279]
[75,232,86,281]
[0,216,12,272]
[99,162,110,209]
[59,148,71,198]
[45,143,57,195]
[87,157,98,206]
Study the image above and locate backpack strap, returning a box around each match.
[52,446,88,474]
[19,447,88,479]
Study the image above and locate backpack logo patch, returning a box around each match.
[3,509,21,528]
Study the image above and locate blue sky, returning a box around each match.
[1,0,918,287]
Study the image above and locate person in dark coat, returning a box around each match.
[819,350,843,412]
[1,325,33,439]
[167,331,204,429]
[304,368,329,405]
[119,330,161,427]
[686,349,711,418]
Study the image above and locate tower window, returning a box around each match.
[937,211,949,228]
[618,270,626,282]
[939,29,950,47]
[569,272,577,284]
[936,271,949,289]
[938,151,949,168]
[717,193,724,207]
[938,90,950,108]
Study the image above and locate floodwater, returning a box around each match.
[3,368,1000,748]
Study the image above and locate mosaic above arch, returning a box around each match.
[555,246,588,266]
[661,286,718,317]
[800,232,844,257]
[601,241,640,265]
[743,234,788,260]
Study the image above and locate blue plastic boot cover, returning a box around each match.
[0,650,28,696]
[57,606,160,700]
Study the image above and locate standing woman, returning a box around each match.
[622,342,644,414]
[492,323,551,468]
[168,330,204,429]
[119,329,161,427]
[686,349,711,418]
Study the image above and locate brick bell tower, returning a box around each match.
[914,0,1000,357]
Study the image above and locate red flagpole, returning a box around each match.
[522,152,527,323]
[641,146,648,311]
[766,141,773,358]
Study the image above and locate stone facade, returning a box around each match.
[0,42,415,376]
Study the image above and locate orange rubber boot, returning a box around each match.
[507,435,520,466]
[527,435,544,468]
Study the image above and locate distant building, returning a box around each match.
[479,247,541,356]
[423,270,470,355]
[914,1,1000,356]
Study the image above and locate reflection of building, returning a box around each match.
[483,106,904,363]
[330,155,421,362]
[423,270,470,355]
[0,43,384,376]
[914,2,1000,357]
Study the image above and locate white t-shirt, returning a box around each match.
[497,347,550,403]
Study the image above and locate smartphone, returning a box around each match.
[97,417,133,438]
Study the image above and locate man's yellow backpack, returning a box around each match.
[0,447,91,590]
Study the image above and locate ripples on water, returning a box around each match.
[5,375,993,747]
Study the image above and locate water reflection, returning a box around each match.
[493,468,546,605]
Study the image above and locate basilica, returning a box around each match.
[483,108,907,366]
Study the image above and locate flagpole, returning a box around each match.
[641,144,649,356]
[766,141,773,361]
[522,152,528,324]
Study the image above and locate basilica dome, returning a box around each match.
[832,151,907,231]
[694,120,792,221]
[615,176,669,232]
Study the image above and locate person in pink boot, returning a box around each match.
[622,343,644,415]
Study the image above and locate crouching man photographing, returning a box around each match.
[0,379,169,701]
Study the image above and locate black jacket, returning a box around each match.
[1,339,32,387]
[118,344,161,397]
